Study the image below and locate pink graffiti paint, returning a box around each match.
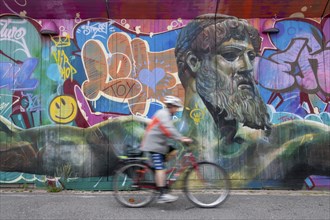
[74,85,129,126]
[304,175,330,190]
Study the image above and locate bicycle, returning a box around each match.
[113,143,230,208]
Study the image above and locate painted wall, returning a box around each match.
[0,14,329,190]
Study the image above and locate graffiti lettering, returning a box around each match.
[0,58,38,91]
[295,41,318,91]
[308,48,330,94]
[278,115,296,122]
[74,85,128,126]
[258,18,330,114]
[79,31,184,115]
[258,39,330,107]
[52,50,77,81]
[0,19,26,40]
[107,80,137,99]
[81,39,142,102]
[21,92,42,112]
[80,20,115,39]
[83,77,141,101]
[0,19,30,57]
[0,102,10,111]
[0,94,20,116]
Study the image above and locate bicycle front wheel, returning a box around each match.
[183,162,230,208]
[113,163,156,208]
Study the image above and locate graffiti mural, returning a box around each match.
[175,14,329,189]
[0,13,329,190]
[257,18,330,118]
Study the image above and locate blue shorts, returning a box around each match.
[150,153,165,170]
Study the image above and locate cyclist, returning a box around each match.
[141,95,192,203]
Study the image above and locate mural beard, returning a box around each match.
[196,63,271,131]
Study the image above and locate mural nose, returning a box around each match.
[238,53,253,72]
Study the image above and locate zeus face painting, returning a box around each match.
[176,14,271,131]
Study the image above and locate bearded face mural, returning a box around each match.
[176,14,271,134]
[0,14,329,190]
[175,14,329,188]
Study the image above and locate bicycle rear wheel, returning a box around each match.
[113,163,156,207]
[183,162,230,208]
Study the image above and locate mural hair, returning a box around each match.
[175,14,262,87]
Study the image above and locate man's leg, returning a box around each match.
[155,169,167,195]
[151,153,178,203]
[166,146,177,162]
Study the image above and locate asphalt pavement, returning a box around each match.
[0,189,329,220]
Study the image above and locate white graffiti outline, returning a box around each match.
[0,19,31,57]
[0,94,20,115]
[2,0,28,14]
[21,92,42,112]
[15,0,27,7]
[79,20,115,39]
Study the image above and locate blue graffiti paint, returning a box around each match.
[46,63,62,82]
[0,58,39,91]
[75,21,179,52]
[138,68,165,93]
[273,20,322,52]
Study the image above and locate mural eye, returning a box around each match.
[221,52,239,62]
[219,47,241,62]
[60,98,66,105]
[55,103,60,109]
[248,51,256,61]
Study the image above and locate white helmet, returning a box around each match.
[163,96,183,107]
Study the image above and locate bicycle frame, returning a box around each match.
[114,145,231,208]
[165,147,199,187]
[126,146,199,190]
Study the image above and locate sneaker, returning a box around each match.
[157,194,178,204]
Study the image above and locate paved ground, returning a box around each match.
[1,188,330,220]
[1,187,330,196]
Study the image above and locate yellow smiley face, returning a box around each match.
[49,95,78,124]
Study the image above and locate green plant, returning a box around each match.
[54,163,73,189]
[22,183,28,190]
[55,163,72,181]
[47,185,62,193]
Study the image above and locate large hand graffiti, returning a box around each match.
[80,29,184,116]
[110,32,183,115]
[81,37,142,102]
[74,84,130,126]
